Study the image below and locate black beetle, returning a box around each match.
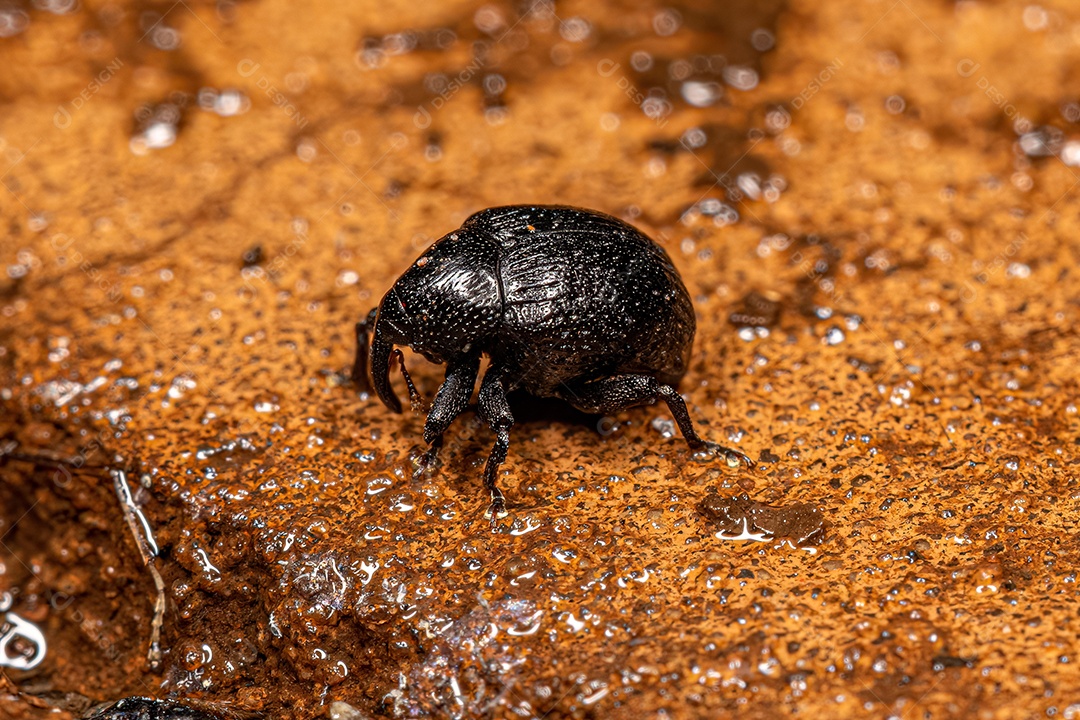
[353,205,753,517]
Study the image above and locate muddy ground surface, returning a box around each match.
[2,0,1079,718]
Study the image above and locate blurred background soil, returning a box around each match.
[1,0,1079,718]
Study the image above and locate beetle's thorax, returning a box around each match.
[375,229,502,365]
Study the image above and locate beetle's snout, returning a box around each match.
[369,331,402,413]
[353,304,403,413]
[369,293,409,413]
[351,307,377,395]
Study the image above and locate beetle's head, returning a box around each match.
[357,232,500,413]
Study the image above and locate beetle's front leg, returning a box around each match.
[477,366,514,519]
[412,353,480,477]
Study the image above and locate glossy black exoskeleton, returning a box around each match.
[353,205,753,517]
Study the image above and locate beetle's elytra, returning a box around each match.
[353,205,753,517]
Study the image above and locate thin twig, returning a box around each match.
[111,470,164,671]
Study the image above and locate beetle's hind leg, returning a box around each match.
[412,354,481,477]
[477,366,514,519]
[561,374,755,469]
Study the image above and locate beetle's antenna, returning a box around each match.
[351,307,378,395]
[391,349,430,415]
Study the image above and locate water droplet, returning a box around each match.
[0,6,31,36]
[149,24,181,51]
[366,476,392,495]
[474,5,507,34]
[1061,141,1080,166]
[650,417,676,438]
[130,121,177,154]
[296,138,317,162]
[1018,126,1062,157]
[750,28,775,51]
[652,8,682,36]
[722,65,758,91]
[329,700,365,720]
[1007,262,1031,278]
[630,51,653,72]
[600,113,620,131]
[1022,4,1049,31]
[482,73,506,95]
[27,214,48,232]
[885,95,906,114]
[559,16,591,42]
[198,88,250,117]
[736,172,763,201]
[641,94,671,121]
[681,126,707,149]
[823,326,845,345]
[681,80,722,107]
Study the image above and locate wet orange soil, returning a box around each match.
[2,0,1079,718]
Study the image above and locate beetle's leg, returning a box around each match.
[477,367,514,519]
[390,349,429,415]
[561,374,755,469]
[413,354,480,476]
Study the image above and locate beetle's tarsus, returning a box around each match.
[485,492,508,520]
[693,441,755,469]
[410,440,442,478]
